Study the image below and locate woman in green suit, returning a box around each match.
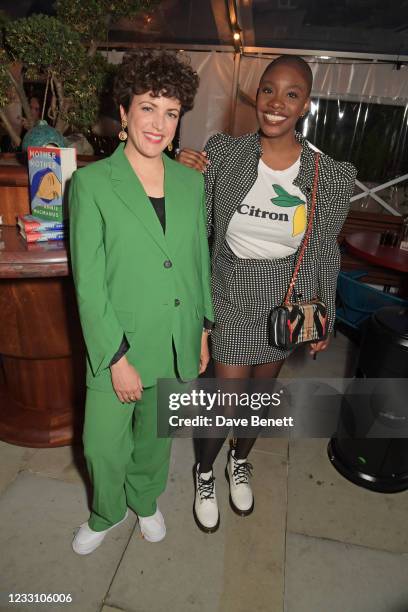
[70,50,213,554]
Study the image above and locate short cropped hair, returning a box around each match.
[114,49,199,113]
[261,55,313,95]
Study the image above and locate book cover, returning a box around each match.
[19,227,66,243]
[17,214,65,233]
[27,146,77,222]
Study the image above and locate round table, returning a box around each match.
[0,226,85,447]
[344,231,408,274]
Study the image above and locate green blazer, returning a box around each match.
[69,143,213,392]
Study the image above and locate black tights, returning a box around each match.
[198,359,284,473]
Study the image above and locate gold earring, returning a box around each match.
[167,141,173,152]
[118,118,128,141]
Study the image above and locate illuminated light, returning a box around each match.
[310,101,319,115]
[319,55,330,59]
[302,116,309,136]
[233,32,241,41]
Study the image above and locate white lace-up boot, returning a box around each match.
[225,449,254,516]
[193,464,220,533]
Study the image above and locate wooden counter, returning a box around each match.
[0,225,69,277]
[0,226,85,447]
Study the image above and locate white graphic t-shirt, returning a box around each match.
[226,157,307,259]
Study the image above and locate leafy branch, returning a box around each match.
[0,1,160,146]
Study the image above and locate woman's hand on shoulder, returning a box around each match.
[177,149,210,173]
[110,355,143,403]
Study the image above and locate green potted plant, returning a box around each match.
[0,0,158,149]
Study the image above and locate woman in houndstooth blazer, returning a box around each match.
[179,55,357,533]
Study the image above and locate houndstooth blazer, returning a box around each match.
[203,131,357,333]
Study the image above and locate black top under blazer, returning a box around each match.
[204,131,357,336]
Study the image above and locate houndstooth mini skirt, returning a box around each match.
[211,241,300,365]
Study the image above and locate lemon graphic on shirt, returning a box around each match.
[271,185,307,237]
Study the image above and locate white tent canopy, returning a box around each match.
[179,52,408,150]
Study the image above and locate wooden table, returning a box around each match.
[0,226,85,447]
[344,232,408,274]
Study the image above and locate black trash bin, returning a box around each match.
[328,306,408,493]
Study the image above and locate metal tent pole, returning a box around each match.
[229,51,242,135]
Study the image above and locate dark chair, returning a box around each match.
[335,270,408,333]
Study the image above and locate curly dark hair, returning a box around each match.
[114,49,199,114]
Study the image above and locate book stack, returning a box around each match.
[18,145,77,243]
[17,214,66,243]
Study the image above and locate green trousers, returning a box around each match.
[83,371,173,532]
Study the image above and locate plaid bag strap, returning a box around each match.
[283,152,320,306]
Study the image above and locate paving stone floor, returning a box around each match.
[1,333,408,612]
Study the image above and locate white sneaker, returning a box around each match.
[193,464,220,533]
[139,507,166,542]
[72,510,128,555]
[225,449,254,516]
